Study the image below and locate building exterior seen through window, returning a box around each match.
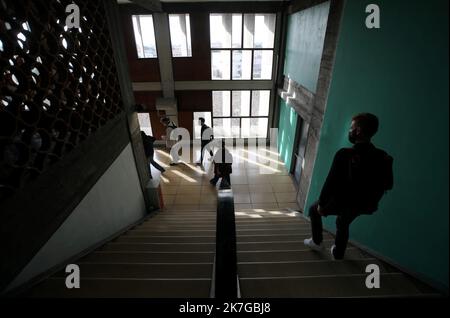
[169,14,192,57]
[212,90,270,138]
[132,15,157,58]
[210,13,276,80]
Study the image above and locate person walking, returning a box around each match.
[196,117,214,166]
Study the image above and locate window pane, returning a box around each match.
[243,14,276,48]
[132,15,157,58]
[253,50,273,80]
[210,14,232,48]
[169,14,192,57]
[232,14,242,48]
[251,90,270,116]
[250,118,268,138]
[241,118,251,138]
[231,118,241,138]
[254,14,276,48]
[212,91,230,117]
[211,50,230,80]
[232,50,252,80]
[132,16,144,58]
[193,112,212,139]
[138,113,153,136]
[213,118,232,138]
[232,91,250,117]
[243,14,254,48]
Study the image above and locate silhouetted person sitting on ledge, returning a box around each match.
[304,113,393,259]
[210,139,233,189]
[141,131,165,174]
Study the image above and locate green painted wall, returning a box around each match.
[277,100,298,171]
[305,0,449,289]
[284,1,330,92]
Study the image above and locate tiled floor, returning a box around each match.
[152,145,300,211]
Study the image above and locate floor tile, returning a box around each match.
[250,192,277,203]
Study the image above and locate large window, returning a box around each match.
[213,90,270,138]
[169,14,192,57]
[132,15,157,58]
[210,13,276,80]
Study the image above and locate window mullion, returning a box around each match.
[138,17,146,58]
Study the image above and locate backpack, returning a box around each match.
[168,122,177,130]
[348,147,393,214]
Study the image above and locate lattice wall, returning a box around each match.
[0,0,124,201]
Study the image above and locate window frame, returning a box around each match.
[212,89,270,138]
[132,14,158,59]
[210,13,276,81]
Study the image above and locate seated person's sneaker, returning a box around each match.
[303,238,323,252]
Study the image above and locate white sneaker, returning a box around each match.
[304,238,323,252]
[330,245,336,260]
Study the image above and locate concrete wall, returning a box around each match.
[305,0,449,290]
[7,143,147,291]
[283,1,330,92]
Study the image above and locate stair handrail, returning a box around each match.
[214,187,238,298]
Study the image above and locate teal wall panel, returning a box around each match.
[284,1,330,92]
[277,100,298,171]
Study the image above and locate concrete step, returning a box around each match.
[142,220,217,225]
[124,230,216,236]
[237,248,370,262]
[146,216,217,221]
[156,211,216,215]
[25,278,211,298]
[237,259,395,278]
[80,251,215,264]
[236,233,333,243]
[236,229,311,235]
[237,240,338,252]
[235,216,301,220]
[115,235,215,244]
[235,219,308,225]
[102,242,215,252]
[53,263,213,279]
[236,224,309,230]
[134,225,216,230]
[239,273,427,297]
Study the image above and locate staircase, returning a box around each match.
[235,208,439,297]
[23,208,216,298]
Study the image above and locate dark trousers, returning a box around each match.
[148,157,165,173]
[200,142,214,164]
[309,201,358,259]
[210,174,231,187]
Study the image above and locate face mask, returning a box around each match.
[348,129,357,144]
